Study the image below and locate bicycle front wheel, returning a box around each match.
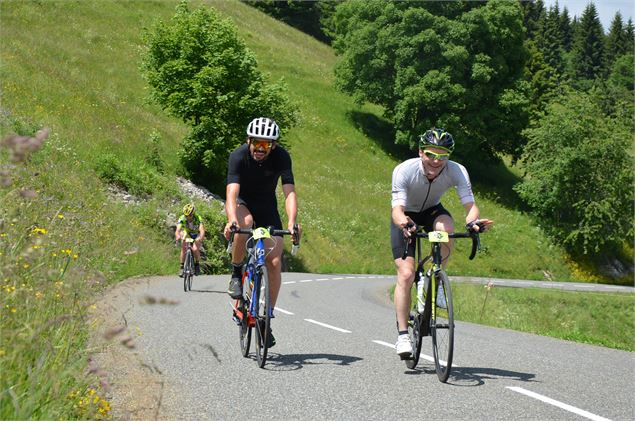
[406,272,427,369]
[431,270,454,382]
[238,300,252,357]
[254,267,271,368]
[183,250,193,292]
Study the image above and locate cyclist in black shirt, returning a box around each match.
[223,118,300,343]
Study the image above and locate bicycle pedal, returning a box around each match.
[399,353,413,361]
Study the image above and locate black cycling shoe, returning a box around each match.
[258,320,276,348]
[194,264,201,276]
[227,276,242,299]
[178,267,184,278]
[266,328,276,348]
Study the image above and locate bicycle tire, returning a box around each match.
[406,272,426,369]
[254,266,271,368]
[183,249,193,292]
[431,270,454,382]
[238,299,252,357]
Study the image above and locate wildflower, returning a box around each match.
[58,214,64,219]
[61,249,72,255]
[31,227,48,235]
[35,291,44,299]
[10,307,16,313]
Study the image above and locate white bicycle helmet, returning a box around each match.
[246,117,280,141]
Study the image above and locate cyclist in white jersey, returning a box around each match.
[391,128,493,358]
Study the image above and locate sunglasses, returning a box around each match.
[251,139,273,150]
[423,150,450,161]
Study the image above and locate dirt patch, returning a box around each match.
[89,277,177,421]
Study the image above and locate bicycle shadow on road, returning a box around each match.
[404,364,536,387]
[260,353,364,371]
[188,289,226,294]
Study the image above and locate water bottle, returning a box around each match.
[416,271,426,313]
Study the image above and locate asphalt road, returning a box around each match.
[111,273,634,420]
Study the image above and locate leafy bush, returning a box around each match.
[514,88,634,256]
[141,1,298,191]
[95,153,164,197]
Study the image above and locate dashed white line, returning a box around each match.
[506,387,611,421]
[283,281,297,284]
[274,306,294,315]
[315,278,329,281]
[304,319,351,333]
[372,340,448,365]
[300,279,313,283]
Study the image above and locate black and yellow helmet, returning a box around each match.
[419,128,455,153]
[183,203,195,216]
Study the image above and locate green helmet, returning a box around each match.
[419,128,455,153]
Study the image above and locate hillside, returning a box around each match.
[1,0,592,282]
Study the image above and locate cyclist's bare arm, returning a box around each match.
[224,183,240,240]
[282,183,299,234]
[392,205,415,237]
[463,202,493,232]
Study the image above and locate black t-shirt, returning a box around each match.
[226,143,294,210]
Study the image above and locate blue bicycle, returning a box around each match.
[227,223,299,368]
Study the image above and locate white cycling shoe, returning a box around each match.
[395,334,412,357]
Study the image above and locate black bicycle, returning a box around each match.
[402,223,485,382]
[182,237,195,292]
[227,224,299,368]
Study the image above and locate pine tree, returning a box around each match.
[604,12,626,72]
[540,2,565,73]
[570,3,605,85]
[560,7,573,51]
[625,18,634,54]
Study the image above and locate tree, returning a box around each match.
[569,3,605,86]
[242,0,338,44]
[514,89,634,256]
[141,2,297,191]
[604,12,627,73]
[538,2,565,74]
[560,7,573,51]
[332,0,529,159]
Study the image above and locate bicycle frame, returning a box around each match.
[245,229,273,321]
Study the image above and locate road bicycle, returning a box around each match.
[402,223,484,382]
[182,237,196,292]
[227,223,299,368]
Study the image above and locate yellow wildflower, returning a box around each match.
[58,214,64,219]
[31,227,48,235]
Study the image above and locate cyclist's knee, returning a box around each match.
[434,215,454,232]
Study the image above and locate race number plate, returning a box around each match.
[428,231,449,243]
[253,227,271,240]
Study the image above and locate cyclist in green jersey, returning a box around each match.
[175,203,205,276]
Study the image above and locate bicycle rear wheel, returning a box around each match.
[254,267,271,368]
[431,270,454,382]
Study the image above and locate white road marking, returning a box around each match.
[506,387,611,421]
[283,281,296,284]
[300,279,313,283]
[372,340,451,365]
[274,306,294,315]
[304,319,351,333]
[331,277,344,280]
[315,278,329,281]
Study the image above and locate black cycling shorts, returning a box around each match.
[238,198,283,232]
[390,203,452,259]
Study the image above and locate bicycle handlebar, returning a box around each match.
[226,223,301,255]
[400,225,482,261]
